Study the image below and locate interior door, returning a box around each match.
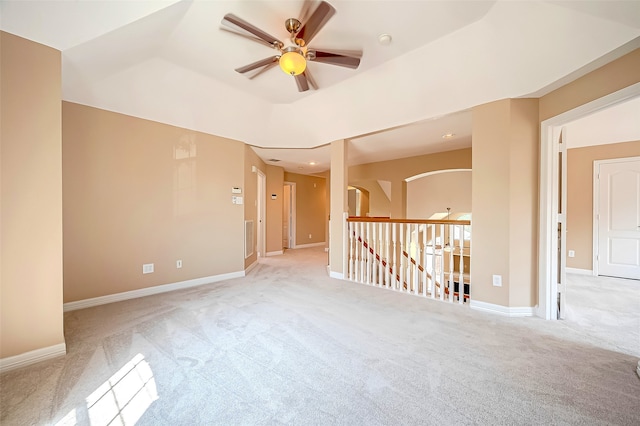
[597,157,640,279]
[283,184,290,249]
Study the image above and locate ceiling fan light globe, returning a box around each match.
[279,51,306,76]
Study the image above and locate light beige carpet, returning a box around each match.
[1,247,639,425]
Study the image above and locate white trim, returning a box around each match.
[291,242,326,249]
[63,271,245,312]
[405,168,472,183]
[566,267,593,276]
[637,360,640,379]
[470,300,535,317]
[329,271,345,280]
[0,343,66,373]
[538,82,640,320]
[284,181,297,249]
[266,250,283,256]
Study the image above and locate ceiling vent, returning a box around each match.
[268,158,281,162]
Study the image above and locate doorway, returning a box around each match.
[539,82,640,320]
[257,170,266,257]
[283,182,296,249]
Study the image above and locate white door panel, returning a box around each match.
[597,158,640,279]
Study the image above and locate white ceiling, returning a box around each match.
[2,0,639,173]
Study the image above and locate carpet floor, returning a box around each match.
[1,247,639,425]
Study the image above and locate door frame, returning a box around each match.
[538,82,640,320]
[257,169,266,257]
[593,156,640,277]
[284,181,297,249]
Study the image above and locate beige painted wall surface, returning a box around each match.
[407,171,472,219]
[283,172,327,245]
[265,165,284,254]
[567,141,640,271]
[349,148,472,218]
[507,99,539,308]
[540,48,640,121]
[1,32,65,358]
[244,146,266,268]
[349,180,390,217]
[63,102,245,303]
[472,100,512,307]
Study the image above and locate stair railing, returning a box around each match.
[345,217,471,304]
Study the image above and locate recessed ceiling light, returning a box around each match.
[309,161,316,166]
[378,34,392,46]
[442,133,455,139]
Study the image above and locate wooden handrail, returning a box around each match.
[347,217,471,226]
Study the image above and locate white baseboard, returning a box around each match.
[292,242,326,249]
[266,250,283,256]
[566,268,593,276]
[0,342,66,374]
[63,271,245,312]
[329,271,345,280]
[470,300,535,317]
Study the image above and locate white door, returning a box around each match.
[257,171,266,257]
[557,127,568,319]
[283,184,290,249]
[596,157,640,279]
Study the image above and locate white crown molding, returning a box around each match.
[0,343,66,374]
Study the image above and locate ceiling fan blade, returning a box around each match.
[294,73,311,92]
[220,27,274,48]
[298,0,315,25]
[235,56,279,74]
[296,1,336,45]
[309,49,362,69]
[222,14,283,47]
[248,61,279,80]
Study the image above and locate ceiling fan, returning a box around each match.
[221,1,362,92]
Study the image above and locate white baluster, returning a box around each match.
[412,223,420,294]
[447,223,454,303]
[458,224,465,304]
[391,223,397,290]
[367,221,372,285]
[399,223,405,292]
[378,222,384,287]
[385,222,391,288]
[418,224,427,297]
[371,221,378,286]
[360,221,366,283]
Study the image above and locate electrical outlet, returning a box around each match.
[176,260,182,268]
[492,274,502,287]
[308,234,312,239]
[568,250,575,258]
[143,263,154,274]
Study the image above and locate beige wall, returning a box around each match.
[349,180,390,217]
[567,141,640,270]
[540,49,640,122]
[265,164,284,254]
[1,32,65,358]
[63,102,246,302]
[472,98,539,308]
[349,148,472,218]
[283,172,327,245]
[407,171,472,219]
